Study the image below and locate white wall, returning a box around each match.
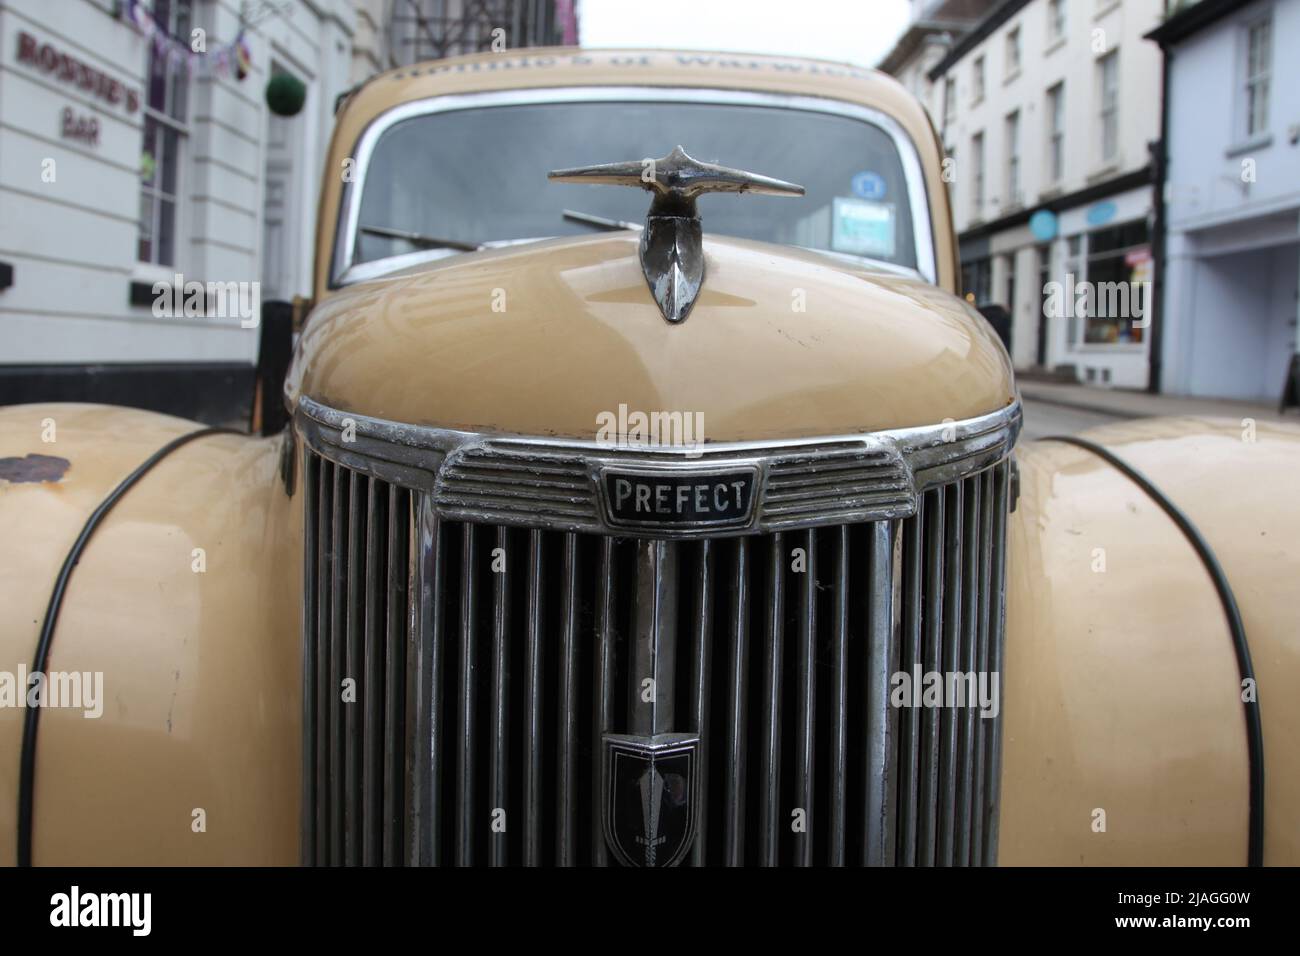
[0,0,355,367]
[1164,0,1300,234]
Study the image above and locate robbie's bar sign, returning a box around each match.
[15,31,140,114]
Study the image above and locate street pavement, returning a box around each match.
[1017,381,1296,440]
[1019,398,1123,440]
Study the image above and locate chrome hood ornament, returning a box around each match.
[549,146,804,323]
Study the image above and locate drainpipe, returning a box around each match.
[1147,42,1171,394]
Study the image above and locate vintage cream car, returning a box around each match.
[1,50,1296,867]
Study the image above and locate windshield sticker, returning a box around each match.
[831,198,895,258]
[851,171,887,200]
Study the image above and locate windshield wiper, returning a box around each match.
[562,209,642,232]
[359,224,481,251]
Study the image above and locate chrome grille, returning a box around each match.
[302,447,1010,866]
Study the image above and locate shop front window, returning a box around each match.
[1083,220,1151,345]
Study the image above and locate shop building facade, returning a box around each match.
[928,0,1164,388]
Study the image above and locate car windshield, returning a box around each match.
[349,99,920,276]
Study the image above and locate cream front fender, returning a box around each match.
[999,417,1300,866]
[0,404,301,865]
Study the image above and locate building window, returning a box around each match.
[1244,16,1272,138]
[972,56,985,102]
[971,131,984,219]
[962,257,992,304]
[1005,27,1021,77]
[1048,0,1067,42]
[1083,219,1151,345]
[138,0,191,267]
[1046,83,1065,184]
[943,76,956,128]
[1005,110,1020,206]
[1097,51,1119,164]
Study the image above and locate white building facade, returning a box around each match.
[0,0,356,422]
[1151,0,1300,402]
[929,0,1164,388]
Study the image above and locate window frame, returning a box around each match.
[137,0,192,270]
[1005,110,1021,207]
[1242,13,1272,140]
[1096,50,1120,165]
[1048,0,1067,43]
[1045,82,1065,185]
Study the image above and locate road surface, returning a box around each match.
[1018,397,1125,441]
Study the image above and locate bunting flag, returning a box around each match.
[120,0,252,81]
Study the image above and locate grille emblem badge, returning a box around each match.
[603,467,758,529]
[602,733,700,867]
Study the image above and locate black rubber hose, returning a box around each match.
[17,427,238,867]
[1040,434,1264,867]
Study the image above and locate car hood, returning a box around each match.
[287,232,1014,442]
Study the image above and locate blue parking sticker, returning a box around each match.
[851,171,887,200]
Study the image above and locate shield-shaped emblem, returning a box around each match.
[602,733,700,867]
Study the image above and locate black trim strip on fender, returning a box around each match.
[1040,434,1265,867]
[16,426,239,867]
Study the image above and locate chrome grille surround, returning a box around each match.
[297,398,1019,866]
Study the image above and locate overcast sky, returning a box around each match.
[577,0,912,70]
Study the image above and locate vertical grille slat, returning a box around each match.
[792,529,817,867]
[489,525,511,867]
[556,532,580,866]
[897,505,923,865]
[982,462,1011,865]
[862,520,895,867]
[827,525,850,867]
[302,447,1012,868]
[758,532,785,866]
[917,486,946,867]
[689,539,714,867]
[408,501,444,866]
[329,463,345,865]
[723,537,750,867]
[971,470,995,866]
[361,478,383,867]
[300,451,318,866]
[522,529,545,866]
[956,478,981,866]
[313,461,331,865]
[344,474,364,867]
[382,485,408,865]
[936,486,963,866]
[455,524,478,865]
[592,537,616,866]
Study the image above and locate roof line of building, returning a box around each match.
[1145,0,1252,47]
[876,20,973,74]
[928,0,1031,80]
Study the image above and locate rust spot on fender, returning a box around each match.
[0,453,71,484]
